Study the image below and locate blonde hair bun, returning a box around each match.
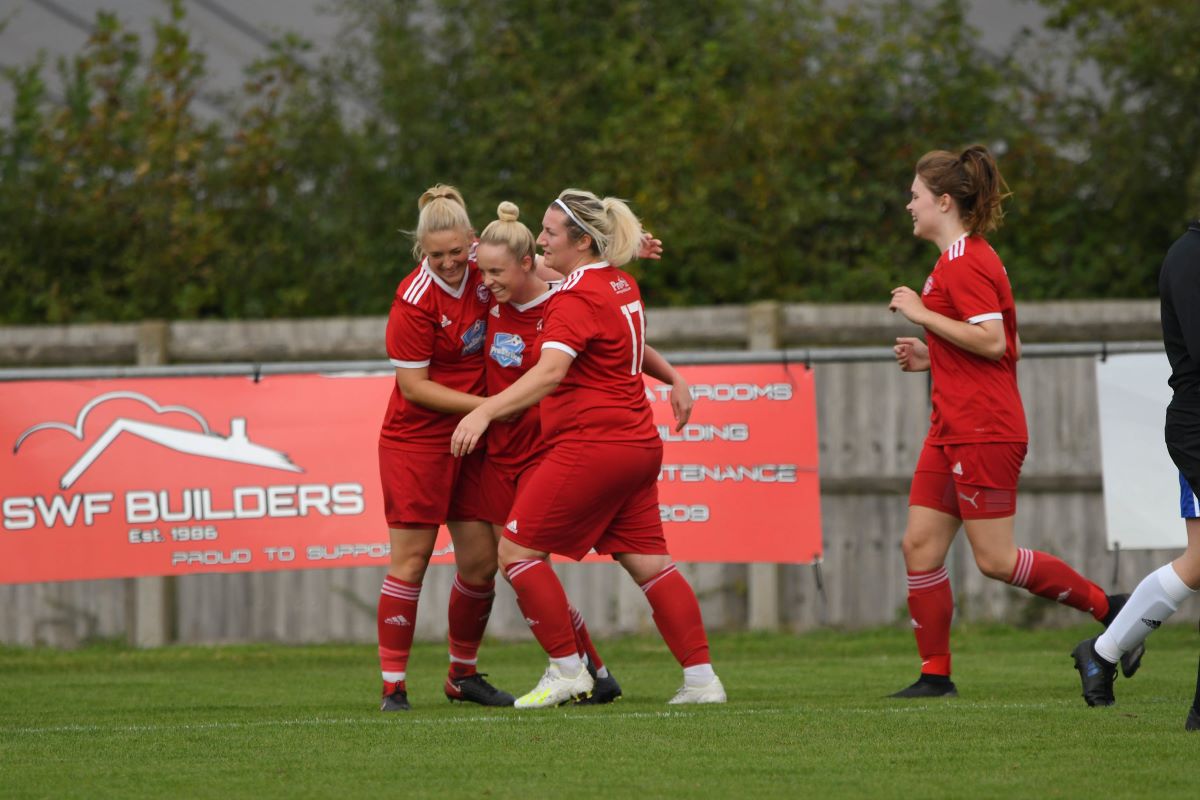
[497,201,520,223]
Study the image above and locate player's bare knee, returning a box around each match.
[388,551,431,583]
[900,531,935,566]
[456,557,498,585]
[616,552,670,583]
[973,552,1013,581]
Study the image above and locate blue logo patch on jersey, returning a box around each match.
[461,319,486,355]
[489,332,526,368]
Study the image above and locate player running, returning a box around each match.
[887,146,1139,698]
[452,189,725,708]
[376,185,513,712]
[1071,218,1200,719]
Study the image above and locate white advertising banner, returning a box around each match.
[1097,352,1188,550]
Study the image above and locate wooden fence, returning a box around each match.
[0,300,1179,647]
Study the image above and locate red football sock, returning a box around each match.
[569,605,604,672]
[447,574,495,679]
[907,567,953,676]
[639,564,711,668]
[377,575,421,688]
[504,559,577,658]
[1008,548,1109,622]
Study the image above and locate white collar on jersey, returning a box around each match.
[566,260,610,275]
[420,257,470,299]
[941,233,968,259]
[510,284,558,313]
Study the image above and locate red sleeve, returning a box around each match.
[540,290,598,358]
[944,254,1003,323]
[386,297,436,366]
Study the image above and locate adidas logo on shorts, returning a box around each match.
[506,519,518,534]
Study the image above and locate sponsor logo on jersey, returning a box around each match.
[460,319,486,355]
[475,283,491,304]
[440,314,453,328]
[609,277,631,294]
[922,275,934,296]
[490,305,500,318]
[489,332,526,368]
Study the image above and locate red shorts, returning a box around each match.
[505,440,667,561]
[478,456,542,526]
[909,441,1027,520]
[378,444,485,527]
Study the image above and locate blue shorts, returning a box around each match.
[1179,471,1199,519]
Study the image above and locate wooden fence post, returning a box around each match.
[746,301,782,630]
[126,321,174,647]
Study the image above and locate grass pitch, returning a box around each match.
[2,624,1198,799]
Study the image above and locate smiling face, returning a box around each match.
[907,175,944,243]
[476,242,535,304]
[906,174,964,247]
[536,206,591,273]
[420,228,472,288]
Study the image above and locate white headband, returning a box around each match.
[554,198,596,240]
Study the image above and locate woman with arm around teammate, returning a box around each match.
[376,185,514,712]
[474,200,695,705]
[453,189,724,707]
[887,146,1139,698]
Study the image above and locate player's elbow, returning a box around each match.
[395,378,424,402]
[980,334,1008,361]
[541,361,570,388]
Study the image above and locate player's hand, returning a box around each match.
[894,336,930,372]
[889,286,927,325]
[451,408,491,456]
[669,377,694,431]
[638,231,663,261]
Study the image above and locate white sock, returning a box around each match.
[683,663,716,687]
[1095,564,1195,663]
[382,670,405,683]
[596,666,609,679]
[551,654,583,676]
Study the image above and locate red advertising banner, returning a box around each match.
[0,364,819,583]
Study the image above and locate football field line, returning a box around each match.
[7,707,782,736]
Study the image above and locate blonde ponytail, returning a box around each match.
[410,183,473,260]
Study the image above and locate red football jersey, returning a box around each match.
[379,259,490,450]
[920,235,1027,444]
[538,262,658,447]
[484,285,557,465]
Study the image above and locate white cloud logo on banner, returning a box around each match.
[13,391,303,489]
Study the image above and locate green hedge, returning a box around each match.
[1,0,1197,322]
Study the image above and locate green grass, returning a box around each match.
[2,624,1198,799]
